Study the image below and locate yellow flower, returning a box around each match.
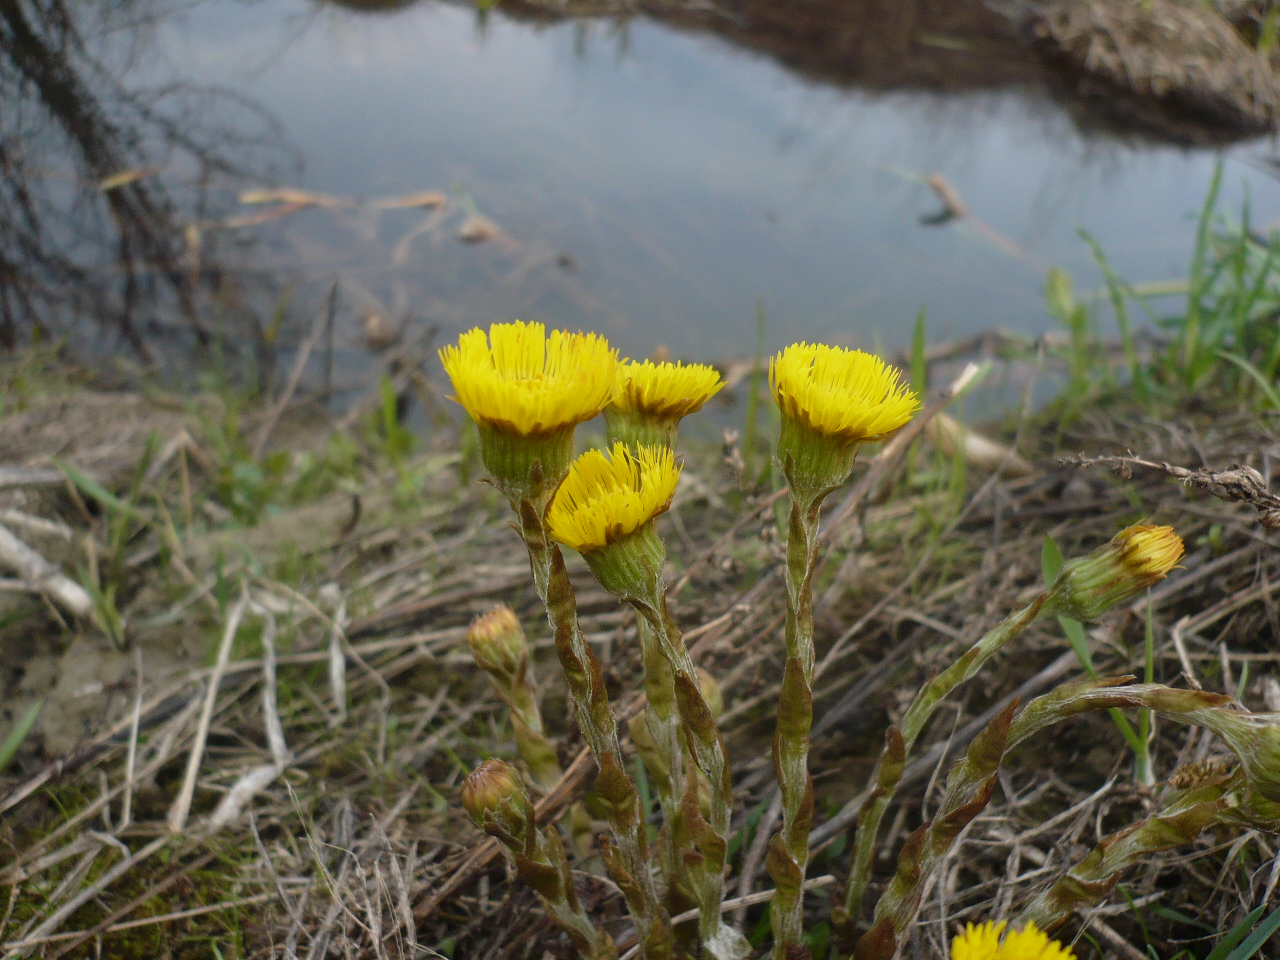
[610,359,724,420]
[770,342,919,442]
[1115,524,1185,583]
[438,320,617,437]
[952,921,1075,960]
[547,442,681,554]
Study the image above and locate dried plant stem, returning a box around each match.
[768,489,827,957]
[516,502,672,959]
[842,596,1046,929]
[168,585,249,834]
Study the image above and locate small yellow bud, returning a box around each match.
[468,605,527,685]
[1047,524,1184,621]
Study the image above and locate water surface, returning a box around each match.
[10,0,1280,360]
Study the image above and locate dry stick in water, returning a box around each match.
[168,585,249,834]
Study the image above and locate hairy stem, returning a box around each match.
[769,490,826,958]
[633,588,748,960]
[518,501,673,959]
[842,597,1046,928]
[635,615,691,914]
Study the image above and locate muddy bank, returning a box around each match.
[479,0,1280,144]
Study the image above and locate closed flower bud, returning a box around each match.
[1046,524,1184,621]
[468,605,527,686]
[461,758,533,843]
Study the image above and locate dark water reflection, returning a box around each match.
[6,0,1280,366]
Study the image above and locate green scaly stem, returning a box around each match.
[841,597,1046,930]
[767,488,828,958]
[635,615,691,911]
[517,503,673,960]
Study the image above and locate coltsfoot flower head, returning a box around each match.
[605,359,724,448]
[547,442,681,601]
[547,443,680,555]
[771,343,919,443]
[951,921,1075,960]
[440,320,617,436]
[770,342,919,496]
[439,321,618,501]
[467,605,527,687]
[1047,524,1184,621]
[461,758,533,843]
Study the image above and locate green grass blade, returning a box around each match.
[1212,904,1280,960]
[1203,908,1259,960]
[0,699,44,773]
[1184,162,1224,377]
[910,309,927,398]
[1215,350,1280,410]
[742,300,767,483]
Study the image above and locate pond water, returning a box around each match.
[7,0,1280,362]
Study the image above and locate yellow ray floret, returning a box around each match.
[610,359,725,419]
[439,320,617,436]
[547,443,681,553]
[952,921,1075,960]
[770,342,920,442]
[1115,524,1185,581]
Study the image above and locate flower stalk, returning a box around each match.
[768,343,920,956]
[441,323,673,958]
[548,444,748,960]
[462,759,617,960]
[841,525,1184,933]
[603,360,723,926]
[519,504,673,957]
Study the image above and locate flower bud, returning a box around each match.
[468,605,528,686]
[1046,524,1184,621]
[461,758,533,842]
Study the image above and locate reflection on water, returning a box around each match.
[5,0,1280,366]
[0,0,292,358]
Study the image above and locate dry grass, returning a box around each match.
[0,347,1278,958]
[1031,0,1280,133]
